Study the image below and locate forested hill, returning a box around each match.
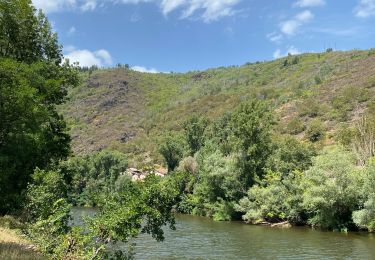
[60,49,375,164]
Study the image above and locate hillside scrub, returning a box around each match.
[59,49,375,164]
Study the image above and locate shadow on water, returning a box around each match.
[71,208,375,260]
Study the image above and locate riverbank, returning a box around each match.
[0,217,42,260]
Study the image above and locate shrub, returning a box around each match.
[352,115,375,166]
[177,156,199,175]
[336,124,355,146]
[298,99,322,118]
[235,171,304,224]
[286,118,306,135]
[306,119,325,142]
[301,146,363,230]
[314,75,322,85]
[352,159,375,231]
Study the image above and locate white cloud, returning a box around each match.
[273,49,282,59]
[295,10,314,21]
[273,46,300,59]
[354,0,375,18]
[64,47,113,67]
[95,49,113,65]
[280,10,314,35]
[32,0,242,22]
[130,12,142,22]
[67,26,76,36]
[293,0,325,8]
[131,66,159,73]
[280,20,300,35]
[32,0,76,13]
[125,0,242,22]
[267,32,283,43]
[80,0,97,11]
[160,0,186,15]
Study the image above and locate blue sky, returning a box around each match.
[33,0,375,72]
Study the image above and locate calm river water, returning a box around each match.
[71,208,375,260]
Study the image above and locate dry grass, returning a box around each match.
[0,227,43,260]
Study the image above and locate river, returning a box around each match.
[71,208,375,259]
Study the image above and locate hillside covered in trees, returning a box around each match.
[1,0,375,259]
[60,49,375,165]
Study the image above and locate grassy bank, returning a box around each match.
[0,217,43,260]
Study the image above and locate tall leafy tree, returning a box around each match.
[229,99,273,189]
[0,0,61,64]
[183,115,208,155]
[0,0,78,213]
[159,133,185,172]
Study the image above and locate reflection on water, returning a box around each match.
[71,208,375,260]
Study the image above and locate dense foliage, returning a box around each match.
[162,105,375,232]
[1,1,375,259]
[61,150,128,206]
[0,0,79,214]
[0,2,183,259]
[24,168,183,259]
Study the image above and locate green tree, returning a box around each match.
[191,141,243,220]
[183,115,208,155]
[24,168,71,254]
[301,146,362,230]
[24,169,182,259]
[0,0,79,213]
[229,99,273,188]
[61,150,128,206]
[159,133,185,172]
[235,171,304,224]
[0,0,61,64]
[267,136,316,177]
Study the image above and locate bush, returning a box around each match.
[24,169,69,222]
[24,169,71,256]
[352,159,375,231]
[301,146,363,230]
[189,142,243,219]
[306,119,325,142]
[352,115,375,166]
[298,99,322,118]
[336,124,355,146]
[286,118,306,134]
[314,76,322,85]
[177,156,199,175]
[235,171,304,224]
